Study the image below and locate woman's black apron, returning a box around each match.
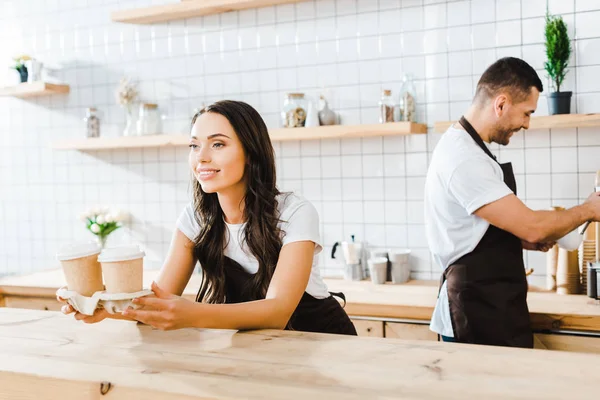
[221,256,357,336]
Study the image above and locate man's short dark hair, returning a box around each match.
[474,57,543,104]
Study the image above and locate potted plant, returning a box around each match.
[544,14,572,115]
[11,55,31,83]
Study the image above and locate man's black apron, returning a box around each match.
[221,256,357,336]
[440,116,533,348]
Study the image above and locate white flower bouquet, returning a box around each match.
[79,207,128,248]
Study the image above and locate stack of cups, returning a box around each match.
[546,244,559,291]
[389,250,411,284]
[57,243,104,297]
[556,248,580,295]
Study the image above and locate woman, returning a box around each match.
[61,100,357,336]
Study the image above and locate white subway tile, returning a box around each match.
[448,51,473,76]
[576,10,600,39]
[576,0,600,12]
[448,26,471,52]
[578,146,600,172]
[364,201,386,223]
[384,153,406,176]
[423,28,448,54]
[425,53,448,78]
[322,156,342,178]
[384,201,407,223]
[448,76,473,101]
[379,9,402,34]
[552,173,579,199]
[363,177,385,200]
[551,147,578,173]
[471,0,495,24]
[322,178,343,200]
[341,155,363,177]
[401,6,423,31]
[496,21,521,47]
[364,223,387,245]
[424,3,446,29]
[343,201,364,223]
[525,148,551,174]
[362,154,385,177]
[496,0,521,21]
[342,178,363,200]
[447,0,470,27]
[525,174,551,199]
[525,129,550,148]
[522,17,545,45]
[472,23,496,50]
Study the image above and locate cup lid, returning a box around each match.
[98,245,145,263]
[56,242,101,261]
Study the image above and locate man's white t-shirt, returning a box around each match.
[176,192,330,299]
[425,125,513,337]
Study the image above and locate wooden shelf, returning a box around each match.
[434,113,600,133]
[0,82,70,98]
[52,122,427,151]
[112,0,306,24]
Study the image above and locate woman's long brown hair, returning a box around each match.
[191,100,282,304]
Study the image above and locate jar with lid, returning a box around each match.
[84,107,100,138]
[379,89,395,123]
[399,74,417,122]
[281,93,308,128]
[136,103,161,136]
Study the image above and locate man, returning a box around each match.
[424,57,600,348]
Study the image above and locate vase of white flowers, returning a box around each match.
[79,207,128,248]
[115,78,138,136]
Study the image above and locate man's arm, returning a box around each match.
[475,192,600,243]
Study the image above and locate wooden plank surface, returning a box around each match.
[52,122,427,150]
[1,308,600,399]
[434,113,600,133]
[2,269,600,332]
[0,82,70,98]
[112,0,307,24]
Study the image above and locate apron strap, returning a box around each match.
[329,291,347,308]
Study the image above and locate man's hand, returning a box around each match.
[522,240,555,252]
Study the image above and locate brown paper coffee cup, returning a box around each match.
[56,243,104,297]
[98,245,145,294]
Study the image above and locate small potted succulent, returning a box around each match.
[11,55,31,83]
[544,14,572,114]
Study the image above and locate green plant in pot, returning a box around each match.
[544,14,572,115]
[11,54,31,83]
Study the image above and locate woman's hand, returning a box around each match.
[57,295,110,323]
[122,281,197,331]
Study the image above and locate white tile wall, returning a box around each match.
[1,0,600,283]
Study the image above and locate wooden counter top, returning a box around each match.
[1,269,600,332]
[1,307,599,399]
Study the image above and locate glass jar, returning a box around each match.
[379,89,395,123]
[136,103,161,136]
[281,93,307,128]
[84,107,100,138]
[399,74,417,122]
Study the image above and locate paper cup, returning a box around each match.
[98,245,145,294]
[56,243,104,297]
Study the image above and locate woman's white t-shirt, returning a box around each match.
[176,192,330,299]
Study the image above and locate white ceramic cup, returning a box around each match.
[368,257,388,285]
[557,229,583,251]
